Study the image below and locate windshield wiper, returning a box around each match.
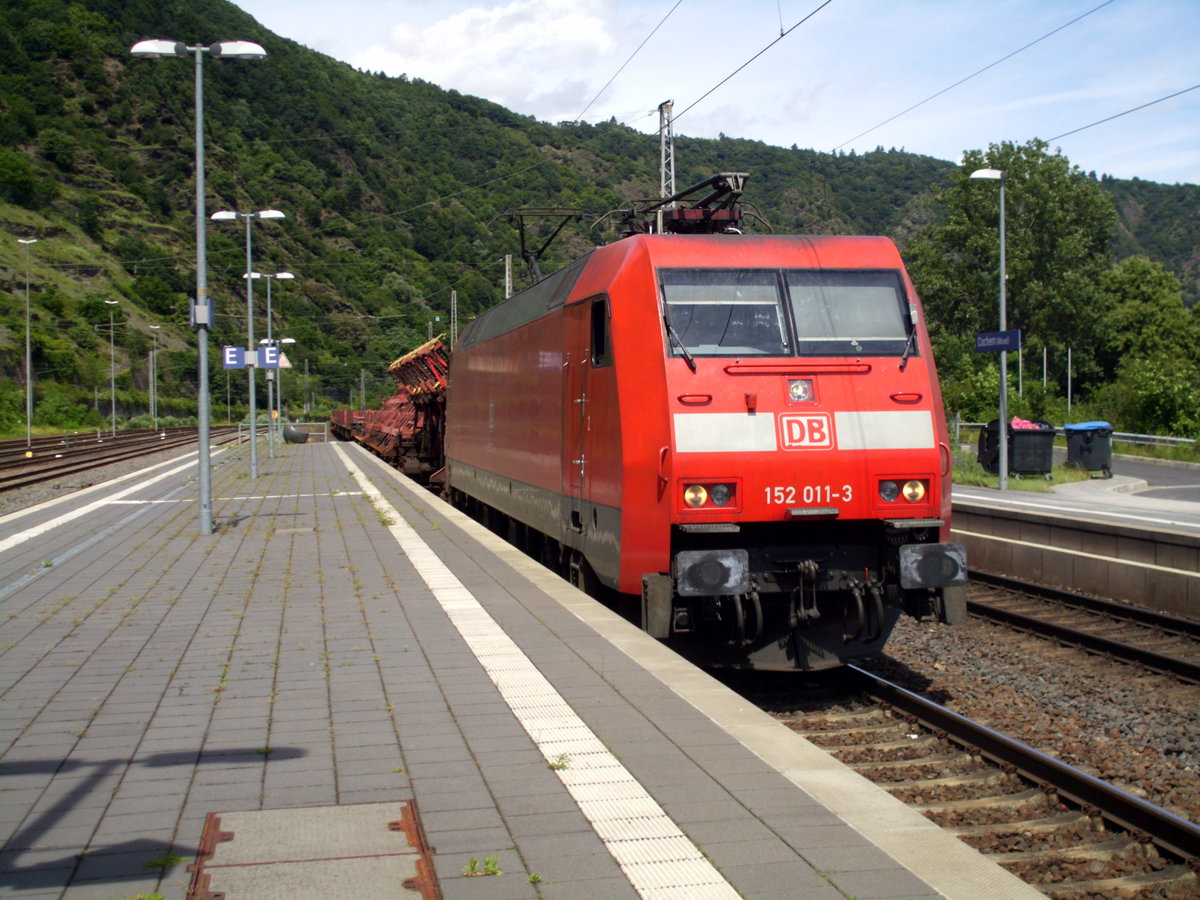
[664,315,697,372]
[899,325,917,371]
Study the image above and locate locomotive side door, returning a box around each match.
[561,300,589,540]
[562,295,610,543]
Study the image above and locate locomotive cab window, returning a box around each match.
[659,269,788,357]
[589,295,612,367]
[786,270,913,357]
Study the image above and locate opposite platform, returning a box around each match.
[1,441,1038,899]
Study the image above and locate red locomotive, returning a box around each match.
[340,177,966,670]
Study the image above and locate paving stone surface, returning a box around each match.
[0,441,964,899]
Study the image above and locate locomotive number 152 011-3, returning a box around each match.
[764,484,852,505]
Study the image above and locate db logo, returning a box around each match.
[779,413,834,449]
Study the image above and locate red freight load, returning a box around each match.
[338,336,448,475]
[445,233,966,670]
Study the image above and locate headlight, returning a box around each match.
[709,483,732,506]
[902,480,927,502]
[879,480,900,502]
[788,379,813,402]
[683,485,708,507]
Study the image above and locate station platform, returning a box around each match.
[0,441,1040,899]
[952,450,1200,537]
[954,478,1200,537]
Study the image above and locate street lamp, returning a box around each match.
[212,209,285,479]
[104,300,119,437]
[149,325,161,430]
[277,337,296,426]
[970,167,1009,491]
[17,238,37,454]
[245,270,293,457]
[130,38,267,535]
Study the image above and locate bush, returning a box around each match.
[33,384,100,429]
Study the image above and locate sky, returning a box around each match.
[230,0,1200,186]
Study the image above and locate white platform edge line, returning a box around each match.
[333,444,738,899]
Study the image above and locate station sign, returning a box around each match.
[222,346,281,369]
[974,329,1021,353]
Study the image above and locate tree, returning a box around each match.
[907,140,1118,399]
[1090,257,1200,435]
[1096,257,1198,376]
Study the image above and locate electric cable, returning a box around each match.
[674,0,835,124]
[573,0,683,123]
[831,0,1116,151]
[1047,82,1200,142]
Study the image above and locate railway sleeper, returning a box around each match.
[995,836,1166,864]
[948,809,1097,837]
[787,710,893,729]
[1023,865,1198,898]
[846,750,974,771]
[907,786,1047,813]
[887,769,1021,798]
[803,729,929,747]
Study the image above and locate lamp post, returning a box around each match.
[18,238,37,454]
[245,271,293,457]
[970,167,1009,490]
[212,209,285,479]
[104,300,119,437]
[130,38,267,535]
[277,337,296,426]
[260,336,296,441]
[149,325,161,430]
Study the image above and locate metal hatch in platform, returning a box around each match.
[187,801,440,900]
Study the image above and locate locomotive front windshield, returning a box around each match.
[660,268,913,358]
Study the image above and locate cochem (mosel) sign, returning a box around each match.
[974,329,1021,353]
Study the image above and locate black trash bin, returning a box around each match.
[1010,420,1055,475]
[1063,421,1112,478]
[977,419,1055,476]
[977,420,1002,474]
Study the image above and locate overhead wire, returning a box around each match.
[573,0,683,123]
[831,0,1117,151]
[673,0,835,124]
[1047,82,1200,142]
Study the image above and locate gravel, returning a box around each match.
[864,614,1200,824]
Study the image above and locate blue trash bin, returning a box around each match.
[1063,421,1112,478]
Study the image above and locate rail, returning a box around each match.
[1,427,239,492]
[847,665,1200,863]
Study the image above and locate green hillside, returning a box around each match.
[2,0,1197,436]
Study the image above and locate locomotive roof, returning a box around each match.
[456,233,907,351]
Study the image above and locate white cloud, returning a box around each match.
[235,0,1200,183]
[350,0,618,121]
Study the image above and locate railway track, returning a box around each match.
[968,571,1200,684]
[765,669,1200,898]
[0,427,238,493]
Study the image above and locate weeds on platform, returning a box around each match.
[464,856,502,876]
[548,753,570,771]
[142,851,185,870]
